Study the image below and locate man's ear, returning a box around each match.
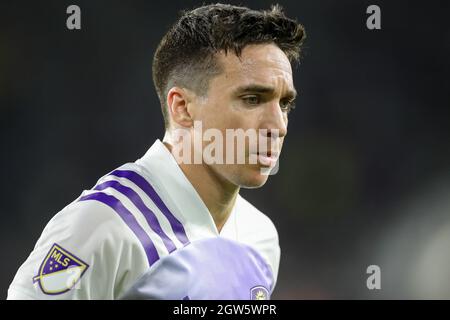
[166,87,194,128]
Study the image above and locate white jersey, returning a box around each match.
[7,139,280,300]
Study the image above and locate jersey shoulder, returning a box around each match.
[8,194,148,300]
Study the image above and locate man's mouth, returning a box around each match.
[255,152,279,167]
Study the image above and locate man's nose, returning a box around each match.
[262,101,288,139]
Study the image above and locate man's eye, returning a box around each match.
[242,95,261,105]
[280,100,296,112]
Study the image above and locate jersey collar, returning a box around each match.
[136,139,237,240]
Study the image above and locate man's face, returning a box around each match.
[191,43,296,188]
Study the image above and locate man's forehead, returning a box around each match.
[219,44,292,72]
[216,44,294,90]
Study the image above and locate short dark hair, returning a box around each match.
[152,3,306,129]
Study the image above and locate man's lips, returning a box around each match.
[254,152,279,167]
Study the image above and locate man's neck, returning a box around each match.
[163,141,239,233]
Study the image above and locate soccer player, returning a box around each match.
[8,3,305,299]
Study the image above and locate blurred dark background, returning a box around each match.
[1,0,449,299]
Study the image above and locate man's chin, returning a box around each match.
[237,168,271,189]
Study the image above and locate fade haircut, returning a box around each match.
[152,3,306,129]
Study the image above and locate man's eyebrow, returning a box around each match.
[232,84,297,100]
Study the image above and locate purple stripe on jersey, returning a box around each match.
[109,170,189,245]
[94,180,177,253]
[78,192,159,266]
